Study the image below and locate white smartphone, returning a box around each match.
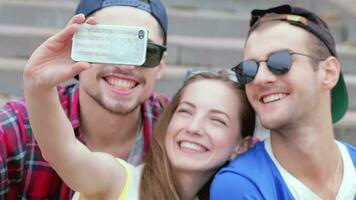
[71,24,148,66]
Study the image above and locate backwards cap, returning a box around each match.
[248,4,348,123]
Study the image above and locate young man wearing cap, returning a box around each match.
[211,4,356,200]
[0,0,169,199]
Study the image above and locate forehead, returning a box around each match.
[181,80,240,114]
[92,6,163,44]
[244,22,311,59]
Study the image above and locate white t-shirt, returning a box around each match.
[265,138,356,200]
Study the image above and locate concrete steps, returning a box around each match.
[0,1,75,28]
[161,0,322,13]
[329,0,356,43]
[1,25,355,74]
[0,0,309,12]
[0,57,27,96]
[0,0,355,67]
[0,1,350,42]
[0,24,56,58]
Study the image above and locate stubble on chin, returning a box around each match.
[91,93,141,115]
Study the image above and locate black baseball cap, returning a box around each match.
[248,4,348,123]
[75,0,168,42]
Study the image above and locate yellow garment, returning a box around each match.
[72,158,136,200]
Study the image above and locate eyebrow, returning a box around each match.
[246,48,293,60]
[264,48,293,58]
[270,48,293,54]
[179,101,231,121]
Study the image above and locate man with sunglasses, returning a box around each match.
[211,4,356,199]
[0,0,170,199]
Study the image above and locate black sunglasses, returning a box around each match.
[231,50,324,84]
[142,42,166,68]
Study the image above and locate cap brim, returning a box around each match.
[332,73,349,123]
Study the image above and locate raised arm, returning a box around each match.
[23,14,126,197]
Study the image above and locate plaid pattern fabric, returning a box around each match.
[0,84,168,200]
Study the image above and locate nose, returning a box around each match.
[252,62,277,85]
[186,114,205,136]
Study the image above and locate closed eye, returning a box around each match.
[210,117,227,126]
[177,108,192,116]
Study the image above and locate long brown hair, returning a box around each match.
[139,70,256,200]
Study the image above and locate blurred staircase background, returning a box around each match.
[0,0,355,144]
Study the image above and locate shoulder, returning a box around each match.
[0,98,28,132]
[341,142,356,154]
[340,141,356,165]
[0,98,30,160]
[0,84,79,134]
[210,171,263,199]
[227,141,271,172]
[214,141,272,180]
[211,141,284,199]
[0,84,78,124]
[1,97,26,116]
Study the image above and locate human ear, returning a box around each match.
[156,52,167,80]
[320,56,340,90]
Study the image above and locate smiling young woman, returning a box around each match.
[25,64,256,200]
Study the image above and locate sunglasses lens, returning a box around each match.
[267,51,292,75]
[234,60,258,84]
[142,43,165,68]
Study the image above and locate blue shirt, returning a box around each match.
[210,141,356,200]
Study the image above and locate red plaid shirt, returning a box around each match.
[0,84,168,200]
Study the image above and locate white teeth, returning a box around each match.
[262,93,287,103]
[107,78,135,89]
[180,141,206,152]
